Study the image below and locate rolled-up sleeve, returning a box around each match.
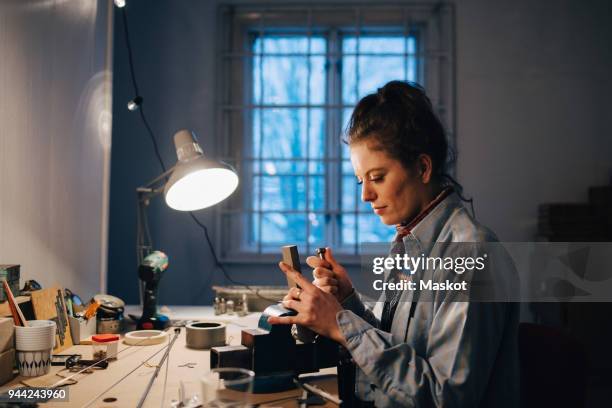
[336,300,511,407]
[340,290,381,329]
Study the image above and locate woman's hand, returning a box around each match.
[306,247,354,303]
[268,262,347,347]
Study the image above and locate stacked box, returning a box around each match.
[0,317,15,385]
[0,265,20,302]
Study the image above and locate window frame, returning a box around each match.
[215,3,455,265]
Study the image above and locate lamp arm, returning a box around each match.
[135,166,174,267]
[139,166,176,192]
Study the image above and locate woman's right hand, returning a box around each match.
[306,247,354,303]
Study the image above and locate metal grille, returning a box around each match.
[216,4,455,262]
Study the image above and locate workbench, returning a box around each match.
[0,306,338,407]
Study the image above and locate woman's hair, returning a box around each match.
[345,80,471,207]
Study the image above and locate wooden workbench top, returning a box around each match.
[0,306,338,407]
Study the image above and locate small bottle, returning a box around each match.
[213,297,221,315]
[236,300,245,316]
[226,299,235,315]
[241,293,249,315]
[219,298,226,314]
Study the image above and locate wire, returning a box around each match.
[120,9,139,97]
[119,6,277,304]
[139,105,167,174]
[188,212,278,302]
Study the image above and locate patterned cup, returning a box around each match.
[16,349,52,377]
[15,320,56,377]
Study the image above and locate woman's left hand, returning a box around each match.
[268,262,347,347]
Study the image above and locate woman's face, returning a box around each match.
[350,140,425,225]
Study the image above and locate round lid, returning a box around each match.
[93,294,125,309]
[92,334,120,343]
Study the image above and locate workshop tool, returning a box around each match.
[137,250,170,330]
[54,290,68,346]
[211,303,340,394]
[282,245,317,343]
[2,280,27,326]
[63,288,83,314]
[81,337,173,407]
[185,322,226,349]
[210,247,357,404]
[65,355,109,371]
[21,279,42,295]
[94,294,125,334]
[30,287,74,352]
[295,378,340,406]
[52,326,174,390]
[83,300,100,320]
[51,354,81,366]
[136,328,181,408]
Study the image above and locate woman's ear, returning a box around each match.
[417,154,433,184]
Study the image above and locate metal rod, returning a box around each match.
[294,379,342,406]
[136,328,182,408]
[139,166,175,191]
[53,329,170,389]
[81,342,170,408]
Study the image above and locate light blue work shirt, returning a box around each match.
[337,193,520,407]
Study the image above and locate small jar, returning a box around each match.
[226,299,235,315]
[92,334,120,361]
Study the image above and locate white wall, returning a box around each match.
[0,0,113,298]
[108,0,612,305]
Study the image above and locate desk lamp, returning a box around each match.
[135,129,238,329]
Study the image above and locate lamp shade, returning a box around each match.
[163,130,238,211]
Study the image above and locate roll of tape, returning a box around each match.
[124,330,168,346]
[186,322,226,349]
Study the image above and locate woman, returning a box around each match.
[268,81,519,407]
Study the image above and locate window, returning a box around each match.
[217,4,454,262]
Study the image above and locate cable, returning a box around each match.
[139,105,167,174]
[120,6,277,304]
[120,7,166,174]
[120,9,139,98]
[189,212,278,302]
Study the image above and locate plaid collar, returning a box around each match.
[394,186,454,242]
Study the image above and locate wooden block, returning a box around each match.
[0,296,32,318]
[281,245,301,289]
[0,318,14,353]
[30,287,73,353]
[0,348,15,386]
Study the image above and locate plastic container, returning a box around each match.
[92,334,119,360]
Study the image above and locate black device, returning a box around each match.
[210,303,340,394]
[210,246,357,405]
[51,354,81,366]
[137,251,170,330]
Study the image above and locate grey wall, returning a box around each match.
[109,0,612,305]
[0,0,113,298]
[457,0,612,240]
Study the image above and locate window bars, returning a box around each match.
[216,3,455,262]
